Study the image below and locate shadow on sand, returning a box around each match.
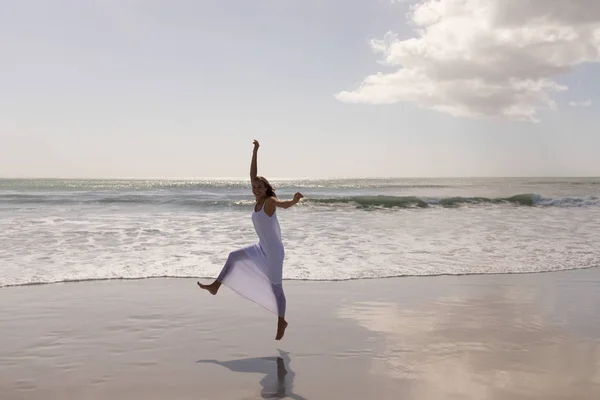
[197,349,307,399]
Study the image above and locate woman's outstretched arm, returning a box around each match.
[250,140,259,181]
[267,192,304,209]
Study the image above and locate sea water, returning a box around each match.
[1,178,599,287]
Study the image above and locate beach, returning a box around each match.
[2,267,599,400]
[4,0,600,396]
[3,0,600,394]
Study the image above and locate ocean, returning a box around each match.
[1,177,599,287]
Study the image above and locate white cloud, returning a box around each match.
[336,0,600,122]
[569,100,592,107]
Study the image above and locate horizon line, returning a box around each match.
[1,175,599,180]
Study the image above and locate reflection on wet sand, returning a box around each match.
[2,271,600,399]
[339,284,600,399]
[198,349,307,399]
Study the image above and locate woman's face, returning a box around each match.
[252,179,267,198]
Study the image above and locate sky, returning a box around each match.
[1,0,600,179]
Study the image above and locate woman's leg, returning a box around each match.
[197,249,246,295]
[273,284,288,340]
[272,284,286,317]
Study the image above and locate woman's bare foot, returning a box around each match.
[197,281,220,295]
[275,317,288,340]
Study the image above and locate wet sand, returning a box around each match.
[1,268,599,399]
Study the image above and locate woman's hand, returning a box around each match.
[293,192,304,204]
[253,140,260,152]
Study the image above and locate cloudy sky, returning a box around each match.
[2,0,600,178]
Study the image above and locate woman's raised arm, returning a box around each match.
[250,140,259,181]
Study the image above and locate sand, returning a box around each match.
[1,268,600,400]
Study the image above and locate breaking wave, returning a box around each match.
[308,194,600,209]
[3,192,600,209]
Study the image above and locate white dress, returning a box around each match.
[216,201,286,316]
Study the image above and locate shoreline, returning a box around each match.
[2,265,599,289]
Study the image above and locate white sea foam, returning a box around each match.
[1,178,600,287]
[1,205,599,287]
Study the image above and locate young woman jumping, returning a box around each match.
[198,140,303,340]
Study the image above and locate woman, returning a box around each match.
[198,140,303,340]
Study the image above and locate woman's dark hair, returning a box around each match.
[257,176,276,197]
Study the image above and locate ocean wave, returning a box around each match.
[523,179,600,186]
[0,194,254,208]
[2,193,600,209]
[308,194,600,208]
